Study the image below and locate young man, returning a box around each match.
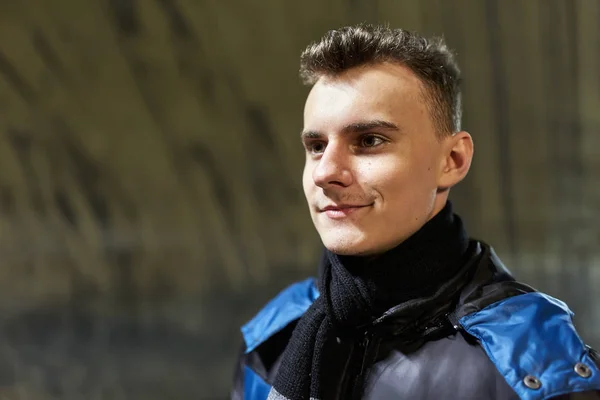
[231,24,600,400]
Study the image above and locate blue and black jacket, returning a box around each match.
[232,242,600,399]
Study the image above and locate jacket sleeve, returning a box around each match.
[230,343,246,400]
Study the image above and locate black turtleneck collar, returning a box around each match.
[271,202,472,400]
[322,201,470,317]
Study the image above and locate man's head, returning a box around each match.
[300,24,474,256]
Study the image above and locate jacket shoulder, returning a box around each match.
[459,291,600,399]
[241,277,319,353]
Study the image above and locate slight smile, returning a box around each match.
[320,204,373,219]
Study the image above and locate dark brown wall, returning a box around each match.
[0,0,598,398]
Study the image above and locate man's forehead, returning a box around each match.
[313,63,423,94]
[306,64,424,107]
[303,64,425,130]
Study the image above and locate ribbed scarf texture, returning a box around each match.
[267,202,470,400]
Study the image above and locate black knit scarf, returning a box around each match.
[267,202,470,400]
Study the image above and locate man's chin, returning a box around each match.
[320,234,374,256]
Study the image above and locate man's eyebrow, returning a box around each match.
[341,120,400,134]
[300,119,400,139]
[300,130,323,139]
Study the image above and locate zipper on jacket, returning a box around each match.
[332,337,356,399]
[350,331,379,399]
[358,333,372,377]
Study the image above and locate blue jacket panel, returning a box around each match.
[460,292,600,399]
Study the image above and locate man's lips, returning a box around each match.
[319,204,372,218]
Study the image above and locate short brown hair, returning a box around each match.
[299,24,462,135]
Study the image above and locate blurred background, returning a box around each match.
[0,0,598,399]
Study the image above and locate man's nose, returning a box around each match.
[312,143,353,188]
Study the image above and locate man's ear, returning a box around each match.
[437,131,474,191]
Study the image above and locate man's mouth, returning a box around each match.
[319,204,372,219]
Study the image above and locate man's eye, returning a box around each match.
[307,141,326,154]
[360,135,385,148]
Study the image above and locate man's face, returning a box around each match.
[302,63,459,256]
